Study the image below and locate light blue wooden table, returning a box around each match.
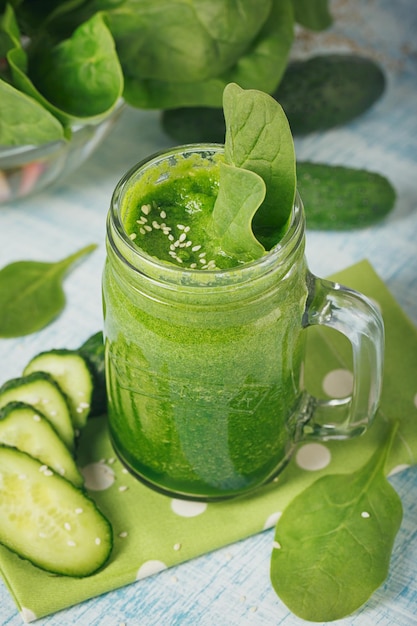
[0,1,416,623]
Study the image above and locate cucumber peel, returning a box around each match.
[0,446,112,577]
[0,372,75,451]
[297,162,396,229]
[0,402,84,487]
[24,349,94,429]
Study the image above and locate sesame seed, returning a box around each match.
[192,245,201,252]
[129,233,137,240]
[184,226,190,233]
[190,263,197,269]
[273,540,282,549]
[33,414,41,422]
[108,458,116,464]
[119,531,128,538]
[173,543,182,551]
[118,485,129,492]
[39,465,48,473]
[179,242,187,248]
[144,225,152,232]
[169,251,177,258]
[185,240,192,247]
[170,244,176,251]
[122,468,129,474]
[179,233,187,242]
[95,537,102,545]
[177,224,185,230]
[152,221,160,229]
[168,234,175,241]
[44,469,53,476]
[141,204,151,215]
[176,257,183,263]
[136,216,147,224]
[75,508,84,515]
[139,228,146,235]
[160,210,167,219]
[198,252,206,258]
[361,511,371,518]
[199,258,206,264]
[250,606,258,613]
[174,240,180,247]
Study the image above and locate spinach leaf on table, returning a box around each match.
[270,424,403,621]
[0,244,97,338]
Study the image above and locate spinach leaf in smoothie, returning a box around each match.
[207,82,296,258]
[0,244,97,338]
[270,424,403,621]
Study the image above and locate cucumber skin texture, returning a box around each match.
[297,162,396,229]
[0,446,113,577]
[78,332,107,417]
[0,371,75,451]
[161,106,226,145]
[273,54,386,134]
[23,349,94,429]
[0,401,84,488]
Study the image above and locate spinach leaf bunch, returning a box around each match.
[0,0,332,146]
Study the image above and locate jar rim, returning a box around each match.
[108,143,305,287]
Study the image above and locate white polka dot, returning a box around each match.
[322,368,354,398]
[263,511,282,529]
[81,463,115,490]
[171,498,208,517]
[20,607,37,623]
[296,443,332,471]
[136,560,167,580]
[388,464,410,476]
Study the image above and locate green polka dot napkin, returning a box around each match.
[1,260,416,622]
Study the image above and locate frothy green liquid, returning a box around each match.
[122,155,246,270]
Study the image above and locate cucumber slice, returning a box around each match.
[0,446,112,577]
[0,402,83,487]
[78,332,107,417]
[24,349,94,429]
[0,372,75,451]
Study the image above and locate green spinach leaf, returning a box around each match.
[30,12,123,119]
[114,0,294,109]
[270,424,403,621]
[0,244,97,338]
[221,82,296,248]
[5,8,122,131]
[0,78,65,145]
[207,162,266,263]
[292,0,332,31]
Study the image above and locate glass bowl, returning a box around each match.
[0,102,124,205]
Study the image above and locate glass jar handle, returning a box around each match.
[298,271,384,440]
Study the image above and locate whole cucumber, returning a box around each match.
[297,162,396,229]
[274,54,386,134]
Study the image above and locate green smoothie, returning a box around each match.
[104,146,307,499]
[103,85,305,500]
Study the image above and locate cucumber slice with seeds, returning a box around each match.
[0,402,83,487]
[24,349,94,429]
[0,446,112,577]
[0,372,74,451]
